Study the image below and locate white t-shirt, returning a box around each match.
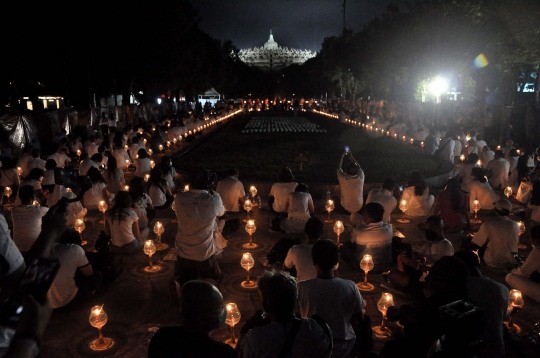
[112,148,131,167]
[107,208,139,247]
[134,158,151,177]
[366,188,397,223]
[149,183,168,207]
[26,158,46,172]
[11,205,49,252]
[437,138,455,162]
[42,169,55,186]
[103,168,125,195]
[468,180,500,213]
[337,169,365,213]
[284,244,316,282]
[352,222,393,272]
[131,194,152,229]
[162,168,177,192]
[415,238,454,266]
[472,216,519,268]
[269,182,298,212]
[0,214,24,277]
[85,142,99,157]
[48,243,89,309]
[298,277,364,341]
[453,140,463,158]
[486,158,510,189]
[458,163,476,191]
[129,143,140,161]
[216,176,246,212]
[83,182,107,209]
[480,150,495,169]
[401,186,433,217]
[47,152,71,168]
[79,159,98,176]
[0,168,19,187]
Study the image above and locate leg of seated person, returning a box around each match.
[505,273,540,303]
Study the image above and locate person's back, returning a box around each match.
[11,186,49,252]
[216,173,245,212]
[365,179,397,223]
[487,154,510,189]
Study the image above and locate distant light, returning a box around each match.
[157,98,162,104]
[473,54,489,69]
[139,91,144,94]
[430,77,448,97]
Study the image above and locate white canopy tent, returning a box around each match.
[198,88,221,106]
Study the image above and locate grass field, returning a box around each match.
[175,112,447,184]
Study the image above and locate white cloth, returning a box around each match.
[415,238,454,266]
[453,140,463,158]
[103,168,125,195]
[480,150,495,169]
[216,176,245,212]
[472,216,519,268]
[516,181,533,204]
[239,318,331,358]
[48,243,89,309]
[352,222,393,272]
[17,153,32,177]
[163,168,177,192]
[85,142,99,157]
[174,190,225,261]
[284,244,316,282]
[47,152,71,168]
[11,205,49,252]
[486,158,510,189]
[437,138,455,161]
[401,186,434,217]
[79,159,98,176]
[269,182,298,213]
[128,143,140,161]
[366,188,397,223]
[134,158,151,177]
[42,169,55,186]
[298,277,364,341]
[112,148,131,167]
[281,192,313,234]
[0,214,24,277]
[149,183,168,207]
[83,182,107,209]
[26,157,46,172]
[506,246,540,302]
[458,163,476,191]
[337,169,365,213]
[107,208,139,247]
[468,180,500,213]
[0,168,19,187]
[132,194,152,229]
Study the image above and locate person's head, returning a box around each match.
[506,139,513,147]
[86,167,105,184]
[425,256,468,298]
[129,177,146,202]
[31,149,40,158]
[45,159,57,170]
[295,183,309,193]
[382,177,395,192]
[191,169,217,190]
[493,199,511,216]
[277,167,294,183]
[312,239,339,271]
[471,167,487,183]
[227,168,239,178]
[494,150,504,159]
[179,280,226,334]
[113,191,132,210]
[107,157,118,172]
[482,145,491,153]
[407,170,427,196]
[257,270,297,321]
[137,148,148,159]
[304,217,324,242]
[58,228,82,246]
[509,148,518,157]
[360,202,384,223]
[467,153,479,163]
[530,225,540,247]
[90,154,102,163]
[346,162,360,176]
[25,168,44,182]
[159,155,172,172]
[453,250,481,274]
[424,215,444,241]
[18,185,35,204]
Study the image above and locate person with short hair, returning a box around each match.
[298,240,364,358]
[238,270,332,358]
[458,152,480,192]
[134,148,151,178]
[280,183,315,234]
[82,167,111,211]
[486,150,510,189]
[102,157,125,195]
[79,153,101,176]
[454,250,508,358]
[16,145,33,178]
[26,149,46,173]
[47,146,71,168]
[147,168,174,210]
[472,199,519,268]
[215,168,246,212]
[337,151,365,215]
[159,156,178,193]
[15,168,47,205]
[129,177,155,230]
[480,145,495,169]
[283,217,324,282]
[365,178,397,224]
[11,185,49,253]
[148,280,236,358]
[401,170,434,217]
[85,135,99,157]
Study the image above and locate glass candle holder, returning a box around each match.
[88,305,114,350]
[471,199,482,223]
[506,289,524,332]
[357,254,375,291]
[243,220,257,249]
[333,220,344,246]
[143,240,161,272]
[240,253,257,288]
[373,293,395,337]
[243,199,253,222]
[325,200,335,223]
[396,200,410,223]
[153,221,168,250]
[225,303,242,346]
[504,186,513,199]
[74,218,87,246]
[98,201,108,225]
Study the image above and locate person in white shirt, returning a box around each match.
[41,159,57,194]
[26,149,46,173]
[147,168,174,209]
[128,137,142,161]
[159,156,178,193]
[503,138,515,162]
[283,217,324,282]
[174,169,225,285]
[413,125,427,141]
[0,158,20,205]
[11,185,49,253]
[16,146,33,178]
[472,199,519,269]
[298,239,364,358]
[475,134,487,153]
[486,150,510,189]
[268,167,298,213]
[452,134,463,160]
[424,131,439,155]
[507,148,520,192]
[112,139,131,169]
[85,136,99,157]
[215,168,245,212]
[458,153,480,192]
[468,167,500,212]
[82,167,111,210]
[480,145,495,169]
[79,154,101,176]
[129,177,156,230]
[436,134,455,161]
[365,178,397,224]
[102,157,125,195]
[401,170,434,217]
[280,184,315,234]
[134,148,152,178]
[47,147,71,168]
[348,202,393,273]
[337,151,365,215]
[506,225,540,303]
[388,215,454,291]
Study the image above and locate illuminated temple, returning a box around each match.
[238,30,316,70]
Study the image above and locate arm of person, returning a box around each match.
[102,187,111,206]
[132,220,141,238]
[471,223,489,248]
[348,152,360,167]
[337,152,346,170]
[432,195,441,216]
[78,263,93,276]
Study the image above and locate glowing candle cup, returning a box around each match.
[144,174,150,182]
[357,254,375,291]
[396,200,410,223]
[325,200,335,223]
[143,240,161,272]
[505,289,524,332]
[153,221,168,250]
[460,154,466,162]
[240,253,257,288]
[504,186,513,199]
[333,220,344,247]
[243,199,253,222]
[471,200,482,223]
[98,200,108,225]
[244,220,257,249]
[3,187,12,206]
[150,160,155,169]
[88,305,114,350]
[249,186,257,201]
[373,293,395,337]
[74,218,87,246]
[225,303,242,346]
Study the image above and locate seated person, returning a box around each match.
[268,167,297,213]
[346,202,393,273]
[79,153,101,176]
[280,183,315,234]
[468,167,500,212]
[148,280,236,358]
[387,215,454,293]
[215,168,246,212]
[364,177,397,224]
[506,225,540,303]
[432,178,470,233]
[486,150,510,190]
[11,185,49,253]
[401,170,434,217]
[283,217,324,282]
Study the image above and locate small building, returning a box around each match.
[198,88,221,106]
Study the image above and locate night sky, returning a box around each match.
[190,0,400,52]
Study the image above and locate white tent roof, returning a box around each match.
[200,88,220,96]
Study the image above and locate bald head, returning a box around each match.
[180,280,225,333]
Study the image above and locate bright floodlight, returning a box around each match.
[157,98,162,104]
[430,77,448,97]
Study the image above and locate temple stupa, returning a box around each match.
[238,30,316,70]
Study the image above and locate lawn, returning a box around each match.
[175,111,447,184]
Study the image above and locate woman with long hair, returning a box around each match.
[280,183,315,234]
[268,167,297,213]
[83,167,111,210]
[129,176,156,230]
[401,170,434,217]
[468,167,500,212]
[105,191,148,254]
[134,148,151,178]
[159,155,177,192]
[103,157,125,195]
[147,168,174,209]
[433,178,470,232]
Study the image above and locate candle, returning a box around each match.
[184,184,189,192]
[144,174,150,182]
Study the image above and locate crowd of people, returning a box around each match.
[0,102,539,358]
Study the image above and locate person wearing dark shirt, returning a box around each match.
[148,280,236,358]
